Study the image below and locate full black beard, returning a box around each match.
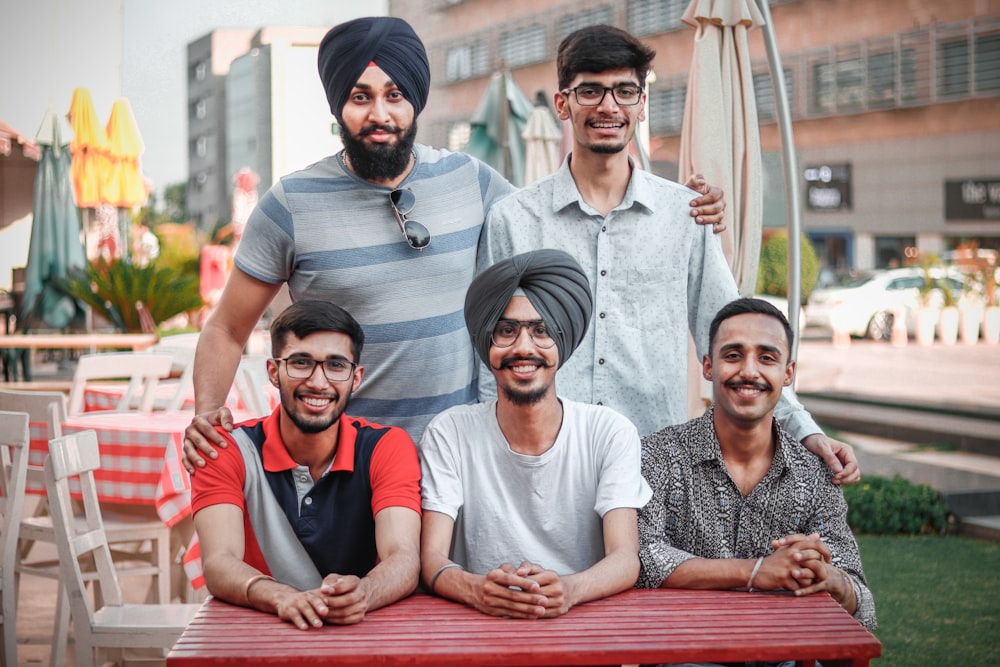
[501,385,548,406]
[340,122,418,181]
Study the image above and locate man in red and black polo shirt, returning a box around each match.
[191,299,421,629]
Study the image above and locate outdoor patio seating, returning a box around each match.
[0,411,30,667]
[66,352,173,416]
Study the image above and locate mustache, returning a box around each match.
[360,123,402,136]
[723,380,772,392]
[498,356,552,370]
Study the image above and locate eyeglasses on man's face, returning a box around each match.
[491,319,558,349]
[275,356,357,382]
[389,188,431,250]
[561,84,643,107]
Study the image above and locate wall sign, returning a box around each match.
[945,179,1000,220]
[804,164,852,211]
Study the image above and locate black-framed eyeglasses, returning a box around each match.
[389,188,431,250]
[491,319,558,349]
[275,356,357,382]
[560,84,643,107]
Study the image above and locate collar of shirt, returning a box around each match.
[550,153,656,217]
[259,409,359,474]
[689,406,795,476]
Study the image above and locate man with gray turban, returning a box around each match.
[419,249,652,619]
[183,16,725,472]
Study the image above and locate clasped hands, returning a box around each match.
[474,561,572,619]
[271,574,369,629]
[754,533,854,607]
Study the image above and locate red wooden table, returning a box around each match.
[167,589,881,666]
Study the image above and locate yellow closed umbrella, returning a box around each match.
[104,97,149,208]
[67,87,108,208]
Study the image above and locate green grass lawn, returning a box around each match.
[857,534,1000,664]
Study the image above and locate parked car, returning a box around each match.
[805,267,967,340]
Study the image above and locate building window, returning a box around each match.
[812,57,864,114]
[446,42,489,82]
[976,33,1000,93]
[754,68,793,121]
[627,0,686,37]
[447,121,471,152]
[648,85,686,135]
[557,6,614,43]
[499,24,547,69]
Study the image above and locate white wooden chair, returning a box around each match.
[0,389,172,667]
[67,352,174,416]
[234,355,272,417]
[0,411,30,667]
[44,430,201,667]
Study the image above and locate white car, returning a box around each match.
[805,267,966,340]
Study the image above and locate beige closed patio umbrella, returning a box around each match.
[678,0,765,297]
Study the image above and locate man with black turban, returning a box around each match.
[418,249,652,619]
[183,16,725,473]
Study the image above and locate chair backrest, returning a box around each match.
[148,344,196,412]
[67,352,174,416]
[0,389,65,439]
[0,411,30,571]
[1,411,31,667]
[234,355,272,417]
[44,430,124,629]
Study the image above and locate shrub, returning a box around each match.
[755,230,820,303]
[843,475,949,536]
[57,258,203,332]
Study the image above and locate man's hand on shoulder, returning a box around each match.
[801,433,861,485]
[183,407,236,473]
[474,563,547,619]
[683,173,726,233]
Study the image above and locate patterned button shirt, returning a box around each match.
[478,156,821,441]
[637,407,876,631]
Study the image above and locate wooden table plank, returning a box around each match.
[168,589,880,666]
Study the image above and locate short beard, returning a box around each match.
[501,385,548,406]
[340,121,418,181]
[589,141,627,155]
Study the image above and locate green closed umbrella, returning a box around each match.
[465,70,533,187]
[21,109,87,331]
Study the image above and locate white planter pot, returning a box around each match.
[983,306,1000,345]
[960,304,983,344]
[916,307,938,346]
[937,306,959,345]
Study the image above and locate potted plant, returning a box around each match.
[915,255,939,346]
[936,278,959,345]
[983,265,1000,344]
[958,284,984,345]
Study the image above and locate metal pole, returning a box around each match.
[756,0,802,361]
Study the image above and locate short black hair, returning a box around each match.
[708,297,794,355]
[556,25,655,91]
[270,300,365,362]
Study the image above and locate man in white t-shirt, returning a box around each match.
[418,249,651,619]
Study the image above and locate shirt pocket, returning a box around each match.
[625,266,686,332]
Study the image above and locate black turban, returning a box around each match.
[465,249,593,369]
[317,17,431,121]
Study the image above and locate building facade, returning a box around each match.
[186,27,341,232]
[391,0,1000,273]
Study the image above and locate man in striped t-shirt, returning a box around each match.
[182,16,725,470]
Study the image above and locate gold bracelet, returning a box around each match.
[243,573,275,605]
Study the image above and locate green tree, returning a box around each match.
[755,230,820,303]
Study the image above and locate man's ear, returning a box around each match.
[554,91,570,120]
[783,360,796,387]
[702,354,713,381]
[266,359,280,387]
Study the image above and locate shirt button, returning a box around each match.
[303,497,313,506]
[600,270,607,277]
[599,312,606,319]
[598,358,605,365]
[601,226,607,232]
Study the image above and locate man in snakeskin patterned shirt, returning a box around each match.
[637,298,875,632]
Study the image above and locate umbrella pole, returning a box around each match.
[757,0,802,362]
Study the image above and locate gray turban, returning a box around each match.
[317,17,431,121]
[464,249,593,369]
